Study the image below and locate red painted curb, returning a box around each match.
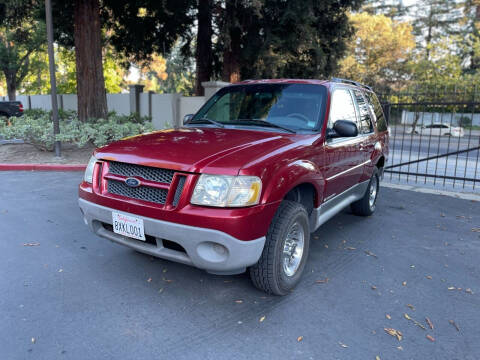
[0,164,86,171]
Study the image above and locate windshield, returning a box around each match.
[191,83,327,132]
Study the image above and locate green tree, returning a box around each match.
[458,0,480,73]
[217,0,363,82]
[0,2,45,100]
[362,0,410,20]
[338,12,415,91]
[412,0,463,60]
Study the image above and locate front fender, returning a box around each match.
[261,160,324,207]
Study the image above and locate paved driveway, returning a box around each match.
[1,172,479,360]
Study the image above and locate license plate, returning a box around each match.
[112,212,146,241]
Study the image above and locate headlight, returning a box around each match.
[191,174,262,207]
[84,156,97,183]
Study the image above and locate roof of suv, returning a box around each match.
[234,78,373,91]
[235,79,329,86]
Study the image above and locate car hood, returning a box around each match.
[94,127,314,175]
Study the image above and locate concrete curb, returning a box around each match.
[381,182,480,201]
[0,164,86,171]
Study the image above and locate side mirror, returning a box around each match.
[183,114,194,125]
[332,120,358,137]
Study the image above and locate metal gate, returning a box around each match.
[380,86,480,191]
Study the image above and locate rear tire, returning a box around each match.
[351,168,379,216]
[249,201,310,295]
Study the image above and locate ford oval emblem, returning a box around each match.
[125,177,141,187]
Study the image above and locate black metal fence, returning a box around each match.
[379,85,480,191]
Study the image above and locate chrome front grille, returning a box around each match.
[107,179,168,204]
[109,161,174,184]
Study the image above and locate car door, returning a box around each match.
[352,89,378,182]
[352,89,376,161]
[323,87,366,201]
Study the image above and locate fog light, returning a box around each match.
[197,242,229,263]
[213,243,227,255]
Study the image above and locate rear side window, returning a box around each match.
[328,88,357,129]
[365,92,387,132]
[353,90,373,134]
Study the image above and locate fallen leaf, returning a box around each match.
[402,281,407,286]
[371,285,377,290]
[410,265,415,268]
[315,278,329,284]
[426,275,432,280]
[235,300,243,304]
[297,336,303,342]
[58,269,63,273]
[426,335,435,342]
[23,243,40,247]
[397,346,403,351]
[465,288,473,294]
[384,328,403,341]
[259,315,266,322]
[386,314,391,320]
[448,286,456,290]
[426,317,434,330]
[324,244,328,248]
[162,278,173,283]
[147,278,152,283]
[364,250,378,258]
[407,304,415,311]
[404,313,426,330]
[31,337,36,344]
[339,342,348,348]
[376,356,381,360]
[345,246,356,250]
[449,320,460,331]
[440,213,445,217]
[158,288,164,294]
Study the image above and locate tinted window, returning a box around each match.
[193,84,327,132]
[328,88,357,130]
[353,90,373,134]
[365,91,387,132]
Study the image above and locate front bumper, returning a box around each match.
[79,199,266,274]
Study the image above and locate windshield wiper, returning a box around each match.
[230,119,296,134]
[188,117,225,128]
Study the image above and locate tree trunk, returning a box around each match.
[74,0,107,121]
[194,0,213,96]
[5,71,16,100]
[221,1,242,83]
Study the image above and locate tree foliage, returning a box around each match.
[216,0,363,82]
[338,12,415,91]
[0,0,45,99]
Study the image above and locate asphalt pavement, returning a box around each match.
[1,172,479,360]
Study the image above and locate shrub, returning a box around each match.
[0,110,154,151]
[458,116,472,128]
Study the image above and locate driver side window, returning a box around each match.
[328,89,357,130]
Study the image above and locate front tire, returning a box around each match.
[249,201,310,295]
[351,168,379,216]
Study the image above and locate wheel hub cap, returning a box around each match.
[282,222,305,277]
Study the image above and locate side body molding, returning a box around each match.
[309,180,369,232]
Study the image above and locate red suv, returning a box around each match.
[79,78,388,295]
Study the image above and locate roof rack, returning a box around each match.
[330,77,372,91]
